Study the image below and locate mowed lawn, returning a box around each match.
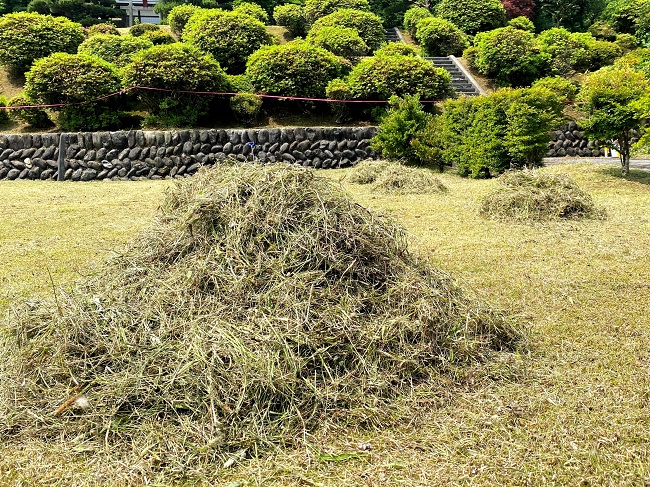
[1,163,649,485]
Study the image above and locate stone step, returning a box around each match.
[423,55,481,96]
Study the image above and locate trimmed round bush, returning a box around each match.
[143,30,176,45]
[304,0,370,23]
[88,23,120,36]
[471,26,549,86]
[308,8,385,52]
[123,43,232,126]
[0,13,85,74]
[168,4,201,38]
[508,16,534,32]
[183,10,274,73]
[228,73,255,92]
[325,77,352,121]
[230,92,263,125]
[374,42,420,57]
[307,25,368,59]
[273,4,307,37]
[345,53,454,101]
[403,7,432,37]
[531,76,578,101]
[233,2,269,24]
[7,95,52,128]
[78,34,154,67]
[415,16,469,57]
[129,22,160,37]
[246,40,348,98]
[24,52,122,130]
[435,0,506,35]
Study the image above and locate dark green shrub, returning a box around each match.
[309,8,384,52]
[344,53,454,101]
[123,43,232,127]
[588,20,617,41]
[78,34,153,67]
[0,12,85,74]
[230,92,262,125]
[403,7,432,37]
[304,0,370,23]
[246,40,348,98]
[370,94,432,162]
[183,10,273,73]
[0,97,9,126]
[374,42,420,57]
[273,4,307,38]
[411,116,445,171]
[167,4,201,38]
[531,76,578,101]
[44,0,123,27]
[26,0,52,14]
[143,30,176,45]
[87,22,120,36]
[24,52,122,130]
[508,16,534,32]
[129,22,160,37]
[615,33,638,52]
[471,26,549,87]
[307,25,368,59]
[7,95,52,128]
[233,2,269,23]
[435,0,506,35]
[415,16,469,57]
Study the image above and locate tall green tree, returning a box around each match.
[579,67,650,176]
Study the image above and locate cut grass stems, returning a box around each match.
[0,162,649,485]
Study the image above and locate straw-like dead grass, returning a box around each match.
[0,163,520,472]
[480,169,604,222]
[347,160,447,194]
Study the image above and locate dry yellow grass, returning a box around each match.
[1,163,649,485]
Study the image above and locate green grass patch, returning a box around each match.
[1,162,649,485]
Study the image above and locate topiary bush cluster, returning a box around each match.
[273,4,307,37]
[304,0,371,23]
[306,25,368,59]
[78,34,154,67]
[24,52,123,130]
[415,16,469,57]
[230,92,263,126]
[6,95,53,128]
[183,9,274,73]
[129,22,160,37]
[233,1,269,24]
[87,22,120,36]
[167,4,201,38]
[435,0,507,35]
[403,7,432,38]
[0,12,85,74]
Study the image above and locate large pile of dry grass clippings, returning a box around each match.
[346,160,447,194]
[1,163,520,468]
[480,169,604,222]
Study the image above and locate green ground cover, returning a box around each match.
[1,162,649,485]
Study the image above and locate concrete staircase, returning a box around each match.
[424,56,482,97]
[384,28,401,43]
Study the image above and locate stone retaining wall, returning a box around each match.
[546,122,605,158]
[0,127,378,181]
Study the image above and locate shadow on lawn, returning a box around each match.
[598,166,650,185]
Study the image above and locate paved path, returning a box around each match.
[544,157,650,172]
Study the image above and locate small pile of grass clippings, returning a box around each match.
[480,169,604,222]
[347,160,447,194]
[0,163,520,471]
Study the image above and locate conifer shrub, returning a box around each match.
[435,0,506,35]
[307,25,368,59]
[273,4,307,37]
[415,16,469,57]
[167,4,201,38]
[403,7,432,37]
[304,0,370,23]
[0,12,85,74]
[233,1,269,24]
[129,22,160,37]
[87,22,120,36]
[230,92,263,125]
[246,40,348,98]
[78,34,154,67]
[308,8,384,52]
[24,52,123,130]
[123,43,232,126]
[7,95,53,128]
[183,10,274,73]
